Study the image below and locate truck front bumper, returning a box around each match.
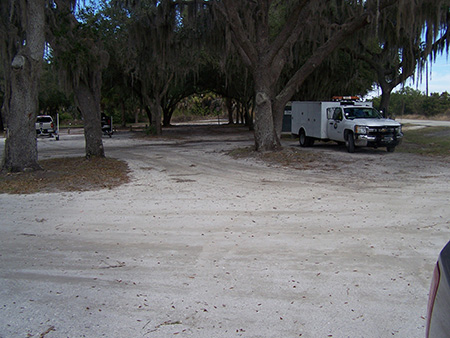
[36,128,56,136]
[355,133,403,147]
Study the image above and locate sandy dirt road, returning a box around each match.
[0,124,449,338]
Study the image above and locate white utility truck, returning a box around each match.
[291,97,403,152]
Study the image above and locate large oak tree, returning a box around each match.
[46,1,108,158]
[1,0,107,171]
[1,0,46,172]
[213,0,445,151]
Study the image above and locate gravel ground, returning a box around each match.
[0,124,449,338]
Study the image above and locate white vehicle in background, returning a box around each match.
[291,97,403,152]
[36,115,59,140]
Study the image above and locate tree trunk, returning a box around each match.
[145,106,152,126]
[74,80,105,158]
[0,108,4,132]
[226,97,234,124]
[237,104,242,124]
[379,90,392,117]
[253,70,280,151]
[254,96,280,151]
[121,99,127,127]
[142,93,162,135]
[163,108,172,126]
[163,105,176,127]
[135,109,140,124]
[272,99,287,141]
[376,71,399,118]
[3,58,41,171]
[149,99,162,135]
[244,100,254,130]
[2,0,44,172]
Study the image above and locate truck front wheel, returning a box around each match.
[345,132,355,153]
[387,146,395,152]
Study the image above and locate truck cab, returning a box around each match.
[326,104,403,152]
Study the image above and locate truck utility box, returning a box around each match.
[290,99,403,152]
[291,101,343,140]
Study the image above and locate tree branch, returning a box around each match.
[217,0,258,68]
[267,0,312,68]
[275,13,372,105]
[275,0,398,105]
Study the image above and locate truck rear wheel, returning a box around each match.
[298,129,314,147]
[387,146,395,152]
[345,132,355,153]
[299,129,314,147]
[299,129,307,147]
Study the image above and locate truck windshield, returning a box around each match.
[36,116,52,123]
[344,108,382,119]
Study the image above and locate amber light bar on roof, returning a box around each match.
[331,96,361,101]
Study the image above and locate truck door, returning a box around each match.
[327,107,345,141]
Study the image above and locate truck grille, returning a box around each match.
[367,126,399,144]
[367,127,396,135]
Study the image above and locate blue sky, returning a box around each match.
[417,53,450,94]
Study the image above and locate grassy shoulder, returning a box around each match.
[398,126,450,156]
[0,157,130,194]
[229,126,450,168]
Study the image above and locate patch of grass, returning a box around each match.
[398,126,450,156]
[0,157,130,194]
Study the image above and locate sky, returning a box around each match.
[414,53,450,94]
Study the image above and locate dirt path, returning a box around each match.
[0,124,449,337]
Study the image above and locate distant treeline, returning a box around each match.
[372,87,450,117]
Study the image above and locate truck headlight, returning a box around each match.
[355,125,367,134]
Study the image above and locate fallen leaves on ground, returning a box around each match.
[0,157,130,194]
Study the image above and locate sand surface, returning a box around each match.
[1,124,449,337]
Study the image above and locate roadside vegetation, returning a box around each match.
[398,126,450,156]
[230,125,450,169]
[372,87,450,118]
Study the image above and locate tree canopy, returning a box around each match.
[1,0,450,171]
